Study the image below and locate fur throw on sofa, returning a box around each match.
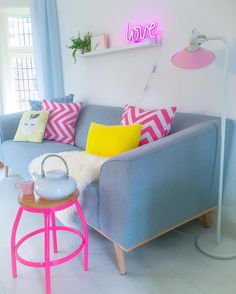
[29,150,109,192]
[29,151,109,225]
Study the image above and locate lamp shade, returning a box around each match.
[171,47,215,69]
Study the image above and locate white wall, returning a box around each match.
[0,0,28,8]
[57,0,236,223]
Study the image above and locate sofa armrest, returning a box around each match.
[0,112,23,143]
[98,120,220,250]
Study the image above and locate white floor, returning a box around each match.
[0,173,236,294]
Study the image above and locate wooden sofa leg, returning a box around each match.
[113,243,127,275]
[4,165,8,177]
[201,212,212,228]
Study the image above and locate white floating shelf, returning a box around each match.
[79,39,160,58]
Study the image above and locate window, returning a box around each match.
[0,10,37,113]
[12,56,37,111]
[8,16,38,111]
[8,16,33,47]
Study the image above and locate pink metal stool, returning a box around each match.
[11,189,88,294]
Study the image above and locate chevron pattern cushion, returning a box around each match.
[42,100,83,145]
[121,105,177,146]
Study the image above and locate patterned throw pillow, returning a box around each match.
[29,94,74,110]
[121,104,177,146]
[41,100,83,145]
[14,110,50,143]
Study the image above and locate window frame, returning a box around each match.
[0,7,36,113]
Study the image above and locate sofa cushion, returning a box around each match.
[121,105,177,146]
[86,122,142,157]
[42,100,83,145]
[2,140,79,179]
[75,104,123,149]
[29,94,74,110]
[14,110,50,143]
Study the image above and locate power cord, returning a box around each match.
[135,64,158,106]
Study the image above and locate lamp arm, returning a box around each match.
[189,29,228,51]
[205,35,227,44]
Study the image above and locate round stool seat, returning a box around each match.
[18,189,79,210]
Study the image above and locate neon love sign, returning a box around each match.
[126,21,160,44]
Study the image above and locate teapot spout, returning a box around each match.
[32,172,40,181]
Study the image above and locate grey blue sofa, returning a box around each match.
[0,104,231,274]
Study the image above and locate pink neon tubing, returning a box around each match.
[11,199,88,294]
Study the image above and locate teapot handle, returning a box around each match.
[41,154,69,178]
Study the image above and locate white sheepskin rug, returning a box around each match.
[29,151,109,225]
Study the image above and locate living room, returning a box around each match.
[0,0,236,293]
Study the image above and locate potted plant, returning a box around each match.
[67,32,92,62]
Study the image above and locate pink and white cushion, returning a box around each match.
[121,104,177,146]
[42,100,83,145]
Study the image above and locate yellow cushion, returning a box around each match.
[86,122,142,157]
[14,110,50,143]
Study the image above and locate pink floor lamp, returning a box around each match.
[171,29,236,259]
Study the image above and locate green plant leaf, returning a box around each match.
[67,31,92,62]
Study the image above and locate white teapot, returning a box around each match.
[32,154,77,200]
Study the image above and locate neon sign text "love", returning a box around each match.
[126,21,160,43]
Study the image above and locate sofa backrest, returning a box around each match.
[170,112,218,134]
[75,104,218,149]
[75,104,123,149]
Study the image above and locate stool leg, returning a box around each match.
[11,207,23,278]
[44,213,51,294]
[51,212,58,253]
[75,201,88,271]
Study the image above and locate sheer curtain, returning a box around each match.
[0,44,4,115]
[0,11,7,114]
[30,0,64,99]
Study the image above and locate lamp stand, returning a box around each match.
[196,233,236,259]
[195,37,236,259]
